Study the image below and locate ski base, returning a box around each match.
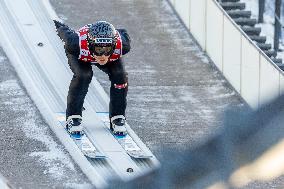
[56,112,106,159]
[114,134,153,158]
[97,112,153,159]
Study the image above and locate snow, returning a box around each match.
[240,0,284,60]
[0,78,90,188]
[0,79,74,175]
[0,56,6,62]
[158,0,210,65]
[0,177,9,189]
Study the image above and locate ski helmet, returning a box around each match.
[87,21,117,56]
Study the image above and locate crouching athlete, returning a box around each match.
[54,20,131,136]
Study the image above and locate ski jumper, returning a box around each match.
[56,24,130,119]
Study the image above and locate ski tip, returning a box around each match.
[129,154,153,159]
[95,155,108,159]
[84,152,107,159]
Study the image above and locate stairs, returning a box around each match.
[219,0,284,70]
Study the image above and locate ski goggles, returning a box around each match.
[93,46,114,56]
[88,41,114,56]
[88,36,115,56]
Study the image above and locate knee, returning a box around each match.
[110,71,128,90]
[76,70,93,82]
[111,70,128,83]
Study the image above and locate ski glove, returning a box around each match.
[53,20,65,29]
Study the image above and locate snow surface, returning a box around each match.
[0,55,90,188]
[240,0,284,60]
[0,56,6,62]
[0,79,73,176]
[159,0,210,64]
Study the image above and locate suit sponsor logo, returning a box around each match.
[114,49,121,54]
[81,49,89,56]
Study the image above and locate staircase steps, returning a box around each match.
[227,10,251,18]
[233,18,257,26]
[249,35,267,43]
[218,0,283,65]
[220,2,246,11]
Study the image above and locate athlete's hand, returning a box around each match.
[53,20,65,29]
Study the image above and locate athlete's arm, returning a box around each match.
[53,20,80,57]
[117,29,131,55]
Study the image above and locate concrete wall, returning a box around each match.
[168,0,284,109]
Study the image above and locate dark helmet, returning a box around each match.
[88,21,117,48]
[87,21,117,56]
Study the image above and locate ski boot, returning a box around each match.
[110,115,128,136]
[66,115,84,137]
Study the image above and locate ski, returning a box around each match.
[96,112,152,159]
[56,112,106,159]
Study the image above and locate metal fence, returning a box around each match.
[259,0,282,51]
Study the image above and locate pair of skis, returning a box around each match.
[56,112,152,159]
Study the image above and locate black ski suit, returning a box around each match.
[55,22,131,119]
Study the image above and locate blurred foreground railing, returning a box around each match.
[114,94,284,188]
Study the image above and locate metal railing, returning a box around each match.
[259,0,282,51]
